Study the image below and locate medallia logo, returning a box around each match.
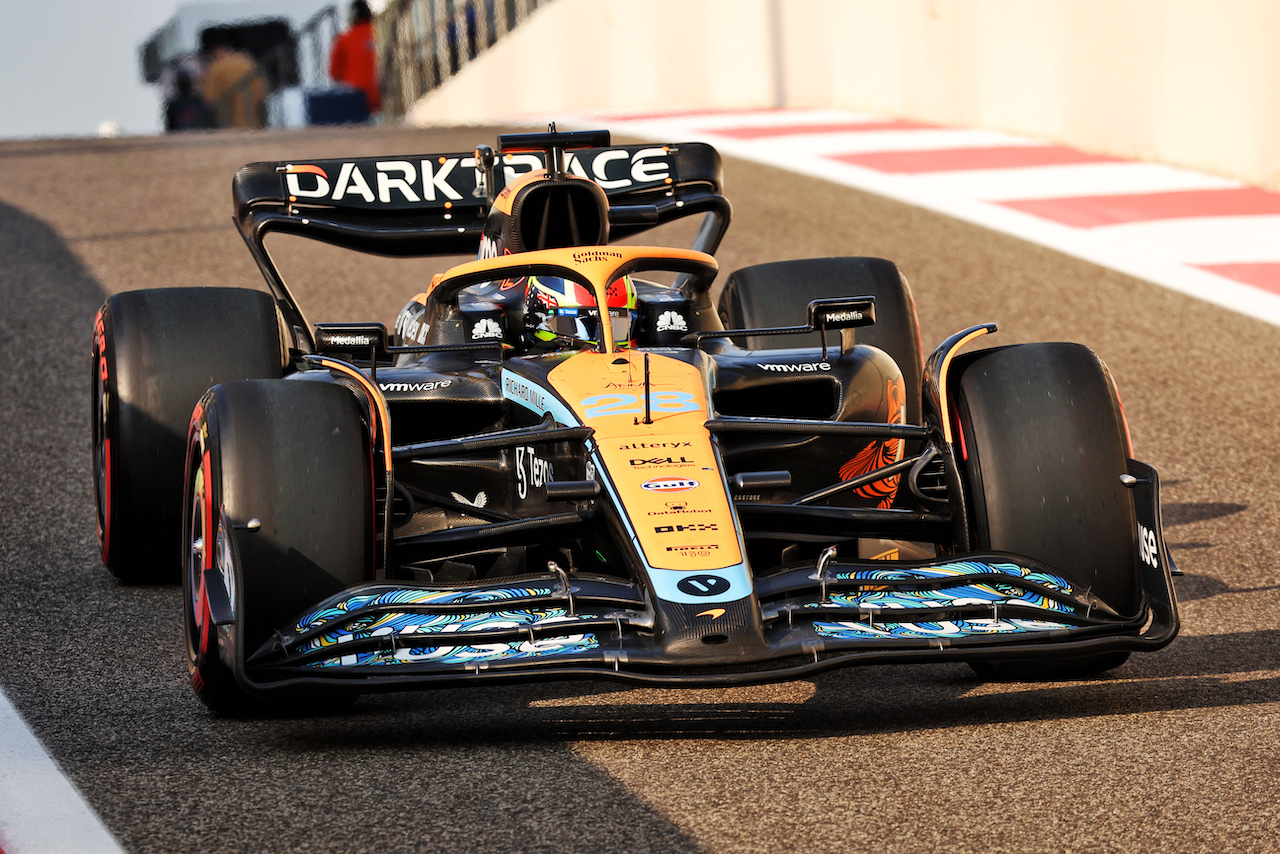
[641,477,699,493]
[471,318,503,339]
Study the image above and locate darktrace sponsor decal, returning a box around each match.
[675,574,730,597]
[378,380,453,393]
[515,445,554,500]
[284,159,472,204]
[641,477,698,493]
[757,362,832,373]
[280,147,676,209]
[654,523,718,533]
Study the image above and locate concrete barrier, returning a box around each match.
[404,0,1280,190]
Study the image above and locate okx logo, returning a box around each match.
[676,574,731,597]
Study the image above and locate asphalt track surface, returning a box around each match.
[2,125,1279,853]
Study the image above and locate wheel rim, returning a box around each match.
[185,464,207,665]
[186,458,239,669]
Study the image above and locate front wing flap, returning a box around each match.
[234,460,1177,693]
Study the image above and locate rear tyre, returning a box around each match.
[183,379,372,715]
[717,257,923,426]
[93,288,284,583]
[951,343,1138,679]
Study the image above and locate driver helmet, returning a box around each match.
[524,275,638,351]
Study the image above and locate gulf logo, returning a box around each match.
[641,477,699,493]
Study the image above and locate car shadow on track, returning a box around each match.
[265,628,1280,745]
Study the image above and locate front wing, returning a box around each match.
[232,461,1178,693]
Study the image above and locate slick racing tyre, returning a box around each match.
[93,288,285,583]
[951,343,1139,679]
[717,257,923,427]
[183,379,372,715]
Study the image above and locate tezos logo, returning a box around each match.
[642,478,698,493]
[471,318,503,339]
[515,445,553,500]
[676,574,731,597]
[1137,523,1159,569]
[655,311,688,333]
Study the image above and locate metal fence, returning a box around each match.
[377,0,553,119]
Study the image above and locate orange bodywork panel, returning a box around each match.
[548,350,742,572]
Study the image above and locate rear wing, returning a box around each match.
[233,134,730,353]
[233,140,727,256]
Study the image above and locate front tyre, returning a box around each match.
[952,343,1139,679]
[183,379,373,715]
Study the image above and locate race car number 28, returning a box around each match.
[580,392,699,419]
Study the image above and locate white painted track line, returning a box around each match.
[1094,215,1280,265]
[912,161,1242,201]
[0,691,123,854]
[734,128,1044,157]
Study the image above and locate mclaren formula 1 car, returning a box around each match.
[91,128,1179,713]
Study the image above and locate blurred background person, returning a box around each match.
[202,35,267,129]
[163,69,211,132]
[329,0,380,115]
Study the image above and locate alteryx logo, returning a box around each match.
[642,478,699,493]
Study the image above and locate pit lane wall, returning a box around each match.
[402,0,1280,191]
